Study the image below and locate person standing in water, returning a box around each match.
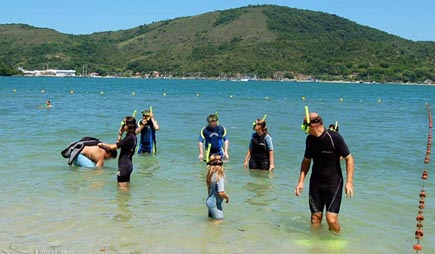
[206,155,229,220]
[136,109,159,154]
[295,112,354,233]
[99,116,137,190]
[243,118,275,171]
[198,114,229,160]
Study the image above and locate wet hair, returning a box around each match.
[254,119,269,135]
[108,149,118,158]
[124,116,137,134]
[206,155,225,189]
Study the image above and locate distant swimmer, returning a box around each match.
[136,108,159,154]
[198,114,229,160]
[40,100,53,108]
[206,155,229,220]
[61,137,117,168]
[243,118,275,171]
[295,111,354,233]
[99,116,137,190]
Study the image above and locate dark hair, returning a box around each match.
[108,149,118,158]
[124,116,137,134]
[254,119,269,135]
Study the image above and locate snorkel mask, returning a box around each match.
[301,106,311,134]
[121,110,137,126]
[207,114,218,123]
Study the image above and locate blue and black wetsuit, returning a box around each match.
[304,130,350,214]
[138,120,157,154]
[249,133,274,170]
[199,125,228,158]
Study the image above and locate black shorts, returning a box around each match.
[249,158,269,170]
[117,167,133,183]
[309,178,343,214]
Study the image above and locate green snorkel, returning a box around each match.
[121,110,137,126]
[205,143,212,163]
[301,106,311,134]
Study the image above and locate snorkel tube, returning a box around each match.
[300,106,310,134]
[253,114,268,127]
[205,143,212,163]
[215,111,219,125]
[121,110,137,126]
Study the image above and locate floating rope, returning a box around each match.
[413,103,432,252]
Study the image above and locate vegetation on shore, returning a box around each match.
[0,5,434,82]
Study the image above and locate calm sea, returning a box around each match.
[0,77,433,253]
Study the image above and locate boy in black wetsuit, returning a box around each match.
[295,112,354,233]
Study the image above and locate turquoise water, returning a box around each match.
[0,77,434,254]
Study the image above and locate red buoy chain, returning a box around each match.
[414,103,432,252]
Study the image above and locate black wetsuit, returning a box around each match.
[304,129,350,214]
[249,133,271,170]
[116,133,137,182]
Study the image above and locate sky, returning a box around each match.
[0,0,434,41]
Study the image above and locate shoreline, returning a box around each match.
[3,74,434,86]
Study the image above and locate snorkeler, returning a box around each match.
[136,108,159,154]
[295,111,354,233]
[243,118,275,171]
[198,114,229,160]
[61,137,117,168]
[99,116,137,190]
[206,155,229,220]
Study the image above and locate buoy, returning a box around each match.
[70,90,74,94]
[339,98,344,102]
[196,93,200,97]
[415,229,424,239]
[265,96,269,100]
[41,89,45,94]
[163,92,167,96]
[100,91,104,95]
[413,244,423,251]
[13,89,16,93]
[416,214,424,221]
[229,95,233,98]
[417,222,424,228]
[301,96,306,101]
[377,99,382,103]
[420,191,426,198]
[131,92,135,96]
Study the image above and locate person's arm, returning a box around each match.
[198,141,204,160]
[268,150,275,171]
[243,149,251,168]
[116,126,125,142]
[223,139,229,159]
[344,154,354,198]
[95,156,105,167]
[295,157,311,196]
[150,113,160,130]
[135,120,146,134]
[218,191,230,203]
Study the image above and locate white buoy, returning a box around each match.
[100,91,104,95]
[265,96,269,100]
[13,89,16,93]
[229,95,233,98]
[163,92,167,96]
[41,89,45,94]
[339,98,344,102]
[196,93,200,97]
[70,90,74,94]
[302,96,306,101]
[132,92,135,96]
[377,99,382,104]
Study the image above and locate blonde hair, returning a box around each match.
[206,155,225,189]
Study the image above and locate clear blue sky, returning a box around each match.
[0,0,434,41]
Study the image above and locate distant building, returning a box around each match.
[19,67,76,77]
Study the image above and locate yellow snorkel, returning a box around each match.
[205,143,212,163]
[252,114,268,127]
[301,106,310,134]
[121,110,137,126]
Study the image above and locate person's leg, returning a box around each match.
[325,179,343,233]
[117,168,132,190]
[311,212,323,227]
[118,182,129,191]
[326,213,340,233]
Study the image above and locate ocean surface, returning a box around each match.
[0,77,433,254]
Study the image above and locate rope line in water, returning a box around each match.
[413,103,432,253]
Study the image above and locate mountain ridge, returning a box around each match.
[0,4,434,82]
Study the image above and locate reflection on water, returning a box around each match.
[114,191,132,223]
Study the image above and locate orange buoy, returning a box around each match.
[420,191,426,198]
[415,229,424,239]
[413,243,423,251]
[416,215,425,221]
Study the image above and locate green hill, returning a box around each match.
[0,5,434,82]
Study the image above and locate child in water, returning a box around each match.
[206,155,229,220]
